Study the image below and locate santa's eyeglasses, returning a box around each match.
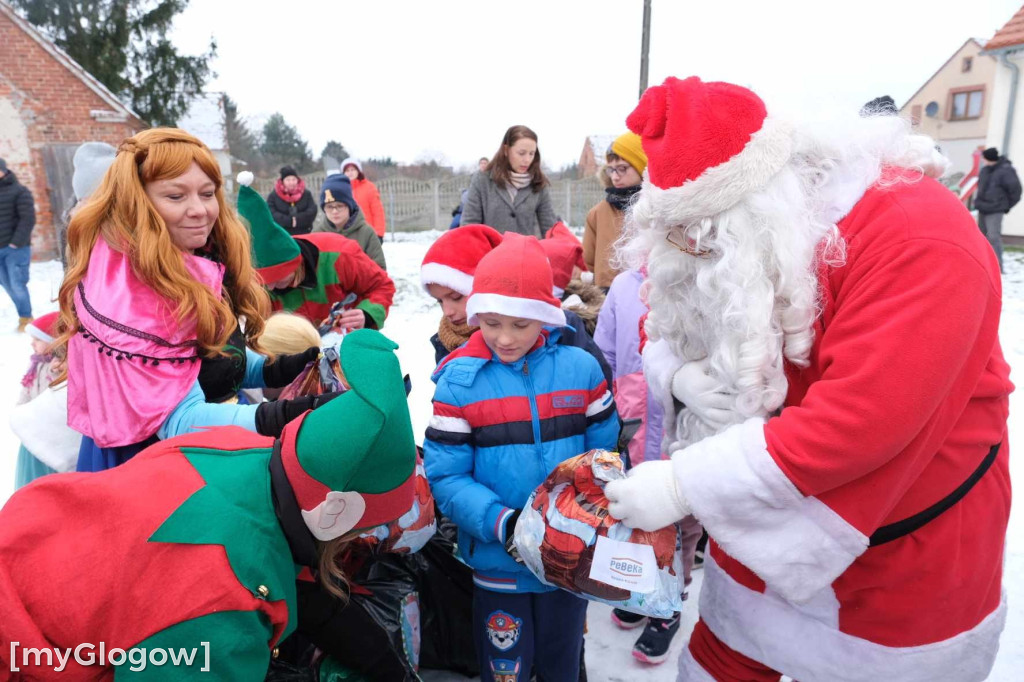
[665,229,714,258]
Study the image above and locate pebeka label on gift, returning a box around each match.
[589,535,659,594]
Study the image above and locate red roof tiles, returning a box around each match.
[987,5,1024,51]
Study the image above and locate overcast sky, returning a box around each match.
[172,0,1023,170]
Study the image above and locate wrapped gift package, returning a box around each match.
[514,450,683,617]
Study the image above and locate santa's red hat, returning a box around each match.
[467,233,566,327]
[539,236,584,298]
[626,76,793,221]
[420,224,503,296]
[26,312,59,344]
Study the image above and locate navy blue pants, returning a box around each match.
[473,587,587,682]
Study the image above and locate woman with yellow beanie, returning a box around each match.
[583,132,647,289]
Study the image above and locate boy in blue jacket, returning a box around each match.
[424,233,618,681]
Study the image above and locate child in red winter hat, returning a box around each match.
[424,234,619,682]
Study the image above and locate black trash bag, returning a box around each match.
[295,563,420,682]
[264,656,317,682]
[416,535,479,677]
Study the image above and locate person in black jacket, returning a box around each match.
[975,147,1021,272]
[0,158,35,331]
[267,165,318,235]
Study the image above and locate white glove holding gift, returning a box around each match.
[605,459,690,532]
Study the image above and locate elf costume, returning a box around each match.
[605,77,1012,681]
[0,329,416,680]
[237,174,394,330]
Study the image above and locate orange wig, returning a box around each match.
[57,128,270,360]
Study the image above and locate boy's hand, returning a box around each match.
[503,509,523,562]
[334,309,366,331]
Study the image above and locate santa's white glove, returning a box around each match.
[605,460,690,532]
[671,358,735,428]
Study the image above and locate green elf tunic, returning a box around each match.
[0,330,416,680]
[236,177,395,330]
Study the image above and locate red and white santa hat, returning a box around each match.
[539,231,585,298]
[626,76,793,222]
[467,233,566,327]
[420,224,503,296]
[26,311,59,344]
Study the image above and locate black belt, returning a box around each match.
[869,442,1001,547]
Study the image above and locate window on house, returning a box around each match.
[950,89,984,120]
[911,104,922,126]
[962,56,973,73]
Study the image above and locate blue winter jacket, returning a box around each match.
[423,328,618,593]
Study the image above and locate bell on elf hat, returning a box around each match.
[626,76,793,222]
[236,172,302,284]
[420,224,503,296]
[279,329,416,541]
[466,233,566,327]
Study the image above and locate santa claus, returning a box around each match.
[604,76,1012,682]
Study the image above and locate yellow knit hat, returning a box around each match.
[609,132,647,175]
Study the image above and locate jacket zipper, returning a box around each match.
[523,361,543,460]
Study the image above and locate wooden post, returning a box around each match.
[564,181,572,224]
[639,0,652,99]
[432,178,441,230]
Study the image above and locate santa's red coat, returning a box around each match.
[670,174,1012,681]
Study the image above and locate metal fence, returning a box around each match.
[252,172,607,231]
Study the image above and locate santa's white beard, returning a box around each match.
[617,113,948,453]
[630,165,841,452]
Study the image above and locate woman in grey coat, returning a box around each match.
[460,125,557,236]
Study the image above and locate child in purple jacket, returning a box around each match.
[593,268,703,665]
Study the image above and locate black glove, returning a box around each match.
[503,509,523,562]
[263,347,320,388]
[255,391,343,437]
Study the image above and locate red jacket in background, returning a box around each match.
[351,177,387,238]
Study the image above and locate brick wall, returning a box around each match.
[0,10,143,260]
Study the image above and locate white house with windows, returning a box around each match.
[983,4,1024,238]
[900,38,996,180]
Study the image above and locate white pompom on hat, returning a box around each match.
[466,233,566,327]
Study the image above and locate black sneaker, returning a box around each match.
[610,607,646,630]
[632,613,681,664]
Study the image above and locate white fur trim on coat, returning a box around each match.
[466,292,566,327]
[636,117,794,224]
[699,553,1006,682]
[420,262,474,296]
[672,417,868,603]
[10,387,81,473]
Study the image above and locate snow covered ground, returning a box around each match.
[0,232,1021,680]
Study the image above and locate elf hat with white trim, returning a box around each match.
[466,233,566,327]
[420,224,503,296]
[627,76,793,223]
